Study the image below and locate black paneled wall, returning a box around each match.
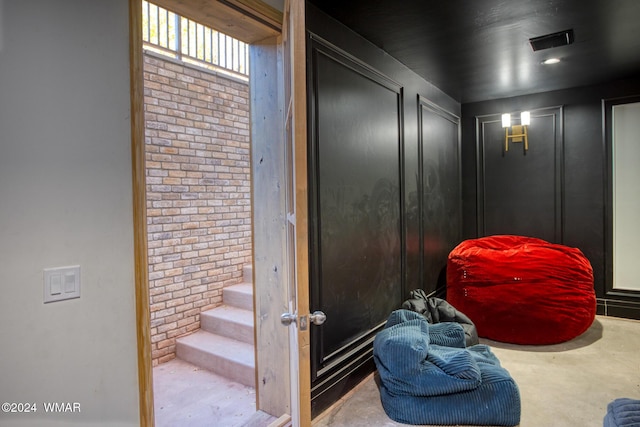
[418,98,461,295]
[475,107,563,242]
[462,77,640,322]
[309,38,404,373]
[306,2,461,416]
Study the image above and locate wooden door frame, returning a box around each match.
[129,0,154,424]
[128,0,310,425]
[251,34,293,418]
[288,0,312,423]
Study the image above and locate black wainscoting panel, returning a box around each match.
[461,113,479,240]
[477,107,563,242]
[308,36,403,398]
[462,77,640,321]
[562,100,606,294]
[305,2,461,417]
[418,97,461,294]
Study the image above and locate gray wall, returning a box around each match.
[0,1,140,425]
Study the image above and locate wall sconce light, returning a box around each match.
[502,111,530,152]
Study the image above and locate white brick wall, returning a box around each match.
[143,52,252,364]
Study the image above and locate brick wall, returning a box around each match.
[143,52,252,365]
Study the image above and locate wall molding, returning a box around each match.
[417,96,461,294]
[475,106,564,241]
[307,33,405,411]
[602,95,640,302]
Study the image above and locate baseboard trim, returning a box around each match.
[597,297,640,320]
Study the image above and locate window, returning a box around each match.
[142,1,249,77]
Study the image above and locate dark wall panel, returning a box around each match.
[306,1,461,416]
[462,76,640,321]
[312,42,403,363]
[477,108,562,242]
[419,99,461,293]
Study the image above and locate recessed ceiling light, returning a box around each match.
[543,58,561,65]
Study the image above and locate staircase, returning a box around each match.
[176,265,255,388]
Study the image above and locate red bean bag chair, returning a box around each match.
[446,235,596,345]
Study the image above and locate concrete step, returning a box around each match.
[176,330,255,388]
[201,305,254,344]
[243,264,253,283]
[223,282,253,311]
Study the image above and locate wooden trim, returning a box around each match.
[224,0,283,30]
[130,0,155,425]
[250,35,291,415]
[134,1,291,425]
[152,0,282,44]
[290,0,311,424]
[268,414,293,427]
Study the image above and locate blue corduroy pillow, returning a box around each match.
[374,310,482,397]
[374,309,521,426]
[604,398,640,427]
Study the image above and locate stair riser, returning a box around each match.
[243,265,253,283]
[176,342,255,388]
[223,287,253,311]
[201,315,254,344]
[174,264,255,389]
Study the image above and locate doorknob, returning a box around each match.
[280,310,326,329]
[281,312,297,326]
[309,310,326,325]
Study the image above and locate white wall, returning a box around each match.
[0,1,140,425]
[613,102,640,291]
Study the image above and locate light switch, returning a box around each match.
[44,265,80,303]
[50,274,62,295]
[64,273,75,293]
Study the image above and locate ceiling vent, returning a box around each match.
[529,29,574,51]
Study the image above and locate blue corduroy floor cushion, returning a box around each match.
[373,309,521,426]
[604,398,640,427]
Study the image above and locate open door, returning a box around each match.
[251,0,312,426]
[132,0,311,424]
[283,0,313,425]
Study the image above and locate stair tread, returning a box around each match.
[226,282,253,293]
[177,331,254,367]
[223,282,254,311]
[202,305,254,326]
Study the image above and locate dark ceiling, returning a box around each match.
[307,0,640,104]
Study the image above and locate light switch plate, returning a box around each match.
[44,265,80,303]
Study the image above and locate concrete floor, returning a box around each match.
[314,315,640,427]
[153,358,261,427]
[155,315,640,427]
